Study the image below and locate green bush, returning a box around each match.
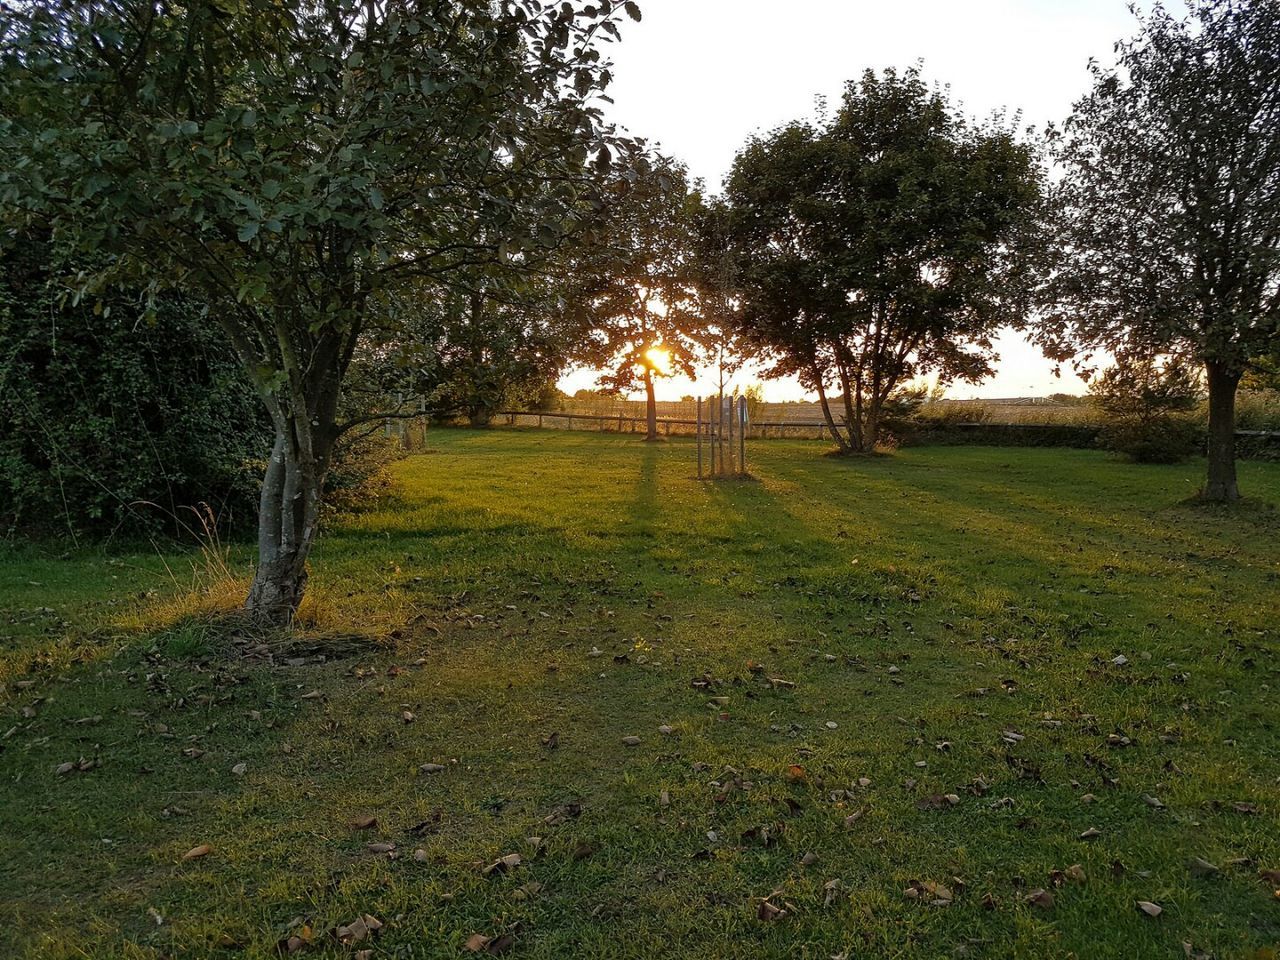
[1099,416,1202,464]
[0,239,271,535]
[1235,389,1280,432]
[1090,355,1204,464]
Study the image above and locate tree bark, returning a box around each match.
[1202,360,1241,501]
[813,376,850,453]
[643,366,658,441]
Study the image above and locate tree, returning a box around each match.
[1090,352,1204,464]
[1038,0,1280,500]
[1,0,638,622]
[726,67,1045,453]
[689,196,747,399]
[417,277,578,427]
[572,157,705,440]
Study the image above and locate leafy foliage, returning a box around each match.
[414,279,580,427]
[726,67,1045,453]
[0,238,269,535]
[571,157,708,436]
[1090,354,1203,464]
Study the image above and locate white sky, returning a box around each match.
[560,0,1143,402]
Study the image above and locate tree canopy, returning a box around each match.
[571,156,707,440]
[726,67,1045,453]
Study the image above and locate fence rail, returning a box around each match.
[493,409,1280,450]
[497,409,836,439]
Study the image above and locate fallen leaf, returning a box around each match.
[419,763,446,774]
[1136,900,1162,917]
[823,878,842,907]
[483,853,522,876]
[350,815,378,830]
[1189,857,1219,878]
[334,914,383,945]
[181,844,212,861]
[757,899,786,921]
[230,762,247,777]
[1065,863,1087,883]
[1079,827,1102,840]
[1026,888,1054,910]
[621,735,642,746]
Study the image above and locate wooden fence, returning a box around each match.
[497,409,834,439]
[493,409,1280,458]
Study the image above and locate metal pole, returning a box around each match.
[696,396,703,479]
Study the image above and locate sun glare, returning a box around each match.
[644,346,673,376]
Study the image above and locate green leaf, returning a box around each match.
[237,221,259,242]
[624,1,641,22]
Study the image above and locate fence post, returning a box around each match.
[696,396,703,478]
[738,395,747,476]
[725,393,733,474]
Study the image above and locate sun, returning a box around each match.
[644,346,673,376]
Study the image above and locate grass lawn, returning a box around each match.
[2,431,1279,959]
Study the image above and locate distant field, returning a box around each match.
[2,433,1279,959]
[555,395,1101,426]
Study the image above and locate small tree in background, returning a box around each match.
[572,157,705,440]
[1038,0,1280,499]
[690,196,747,400]
[1090,354,1204,463]
[726,67,1045,453]
[419,280,577,428]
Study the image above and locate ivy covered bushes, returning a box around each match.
[0,240,271,536]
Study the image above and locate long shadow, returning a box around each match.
[755,447,1270,636]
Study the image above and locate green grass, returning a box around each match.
[2,431,1279,959]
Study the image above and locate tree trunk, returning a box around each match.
[1202,360,1241,502]
[814,377,850,453]
[244,414,334,626]
[644,366,658,441]
[862,397,880,453]
[468,406,493,428]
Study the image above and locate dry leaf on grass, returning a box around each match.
[756,899,786,921]
[483,853,522,876]
[1026,888,1055,910]
[334,914,383,945]
[181,844,212,861]
[1188,857,1219,877]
